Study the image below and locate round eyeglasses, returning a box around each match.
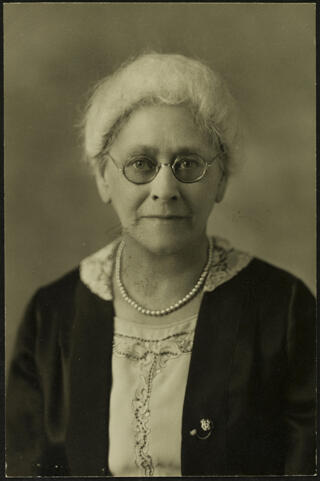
[105,151,223,184]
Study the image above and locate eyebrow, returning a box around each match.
[126,146,159,157]
[126,145,206,158]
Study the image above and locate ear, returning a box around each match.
[95,165,111,204]
[215,172,227,203]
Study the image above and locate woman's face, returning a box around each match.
[97,104,227,254]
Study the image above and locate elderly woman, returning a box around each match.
[6,53,315,477]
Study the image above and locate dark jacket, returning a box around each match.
[6,258,316,476]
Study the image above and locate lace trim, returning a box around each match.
[204,238,253,292]
[113,329,195,476]
[80,236,252,301]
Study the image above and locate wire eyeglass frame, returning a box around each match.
[104,149,225,185]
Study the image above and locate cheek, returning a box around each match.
[108,177,146,219]
[187,180,219,219]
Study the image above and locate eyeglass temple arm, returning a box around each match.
[105,152,124,172]
[208,144,226,172]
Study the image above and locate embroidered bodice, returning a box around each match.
[109,315,197,476]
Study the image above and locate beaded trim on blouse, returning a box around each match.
[80,236,253,301]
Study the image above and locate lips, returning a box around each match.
[140,215,190,219]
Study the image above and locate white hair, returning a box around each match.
[83,53,242,176]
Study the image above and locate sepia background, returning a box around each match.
[4,3,316,371]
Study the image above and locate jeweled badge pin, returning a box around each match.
[190,418,213,440]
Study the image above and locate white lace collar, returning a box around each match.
[80,236,252,302]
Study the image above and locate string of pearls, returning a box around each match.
[115,237,213,317]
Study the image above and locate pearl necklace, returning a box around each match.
[115,237,213,317]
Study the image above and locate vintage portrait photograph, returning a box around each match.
[4,2,316,477]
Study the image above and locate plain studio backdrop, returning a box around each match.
[4,3,315,371]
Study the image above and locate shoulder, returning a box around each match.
[12,269,81,363]
[243,257,300,290]
[205,236,311,297]
[212,235,312,290]
[33,268,81,314]
[229,257,315,332]
[28,239,119,321]
[202,244,315,362]
[206,237,314,318]
[19,268,82,343]
[241,256,314,302]
[33,237,119,306]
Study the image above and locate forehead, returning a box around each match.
[111,104,212,155]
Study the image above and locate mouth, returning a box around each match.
[140,215,190,220]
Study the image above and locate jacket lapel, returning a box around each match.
[181,273,247,475]
[65,280,114,475]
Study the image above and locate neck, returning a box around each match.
[118,234,210,306]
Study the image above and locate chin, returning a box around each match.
[131,229,197,256]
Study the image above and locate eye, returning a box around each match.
[180,159,197,169]
[127,157,156,171]
[175,156,203,170]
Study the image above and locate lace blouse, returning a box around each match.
[80,236,252,477]
[109,314,197,476]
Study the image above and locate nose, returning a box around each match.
[149,163,180,201]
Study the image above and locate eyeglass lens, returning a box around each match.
[123,155,208,184]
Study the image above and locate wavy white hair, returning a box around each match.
[83,53,242,176]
